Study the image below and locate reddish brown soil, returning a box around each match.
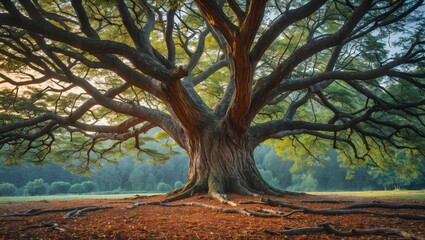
[0,193,424,239]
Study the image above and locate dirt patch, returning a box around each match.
[0,194,424,239]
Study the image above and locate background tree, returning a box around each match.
[69,183,86,194]
[24,178,48,196]
[288,173,318,192]
[174,180,184,190]
[81,180,96,192]
[0,0,424,201]
[157,182,173,192]
[0,182,17,196]
[48,181,71,194]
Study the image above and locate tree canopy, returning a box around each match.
[0,0,424,196]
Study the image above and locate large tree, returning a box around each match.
[0,0,424,201]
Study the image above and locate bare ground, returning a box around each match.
[0,193,424,239]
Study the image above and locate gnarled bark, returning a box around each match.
[165,124,282,202]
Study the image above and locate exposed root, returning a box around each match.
[257,208,303,218]
[63,206,112,219]
[265,222,425,240]
[125,194,425,238]
[300,199,354,204]
[129,201,286,218]
[231,180,260,197]
[261,198,425,220]
[344,202,425,210]
[129,195,425,222]
[266,187,306,197]
[158,170,304,205]
[239,200,266,205]
[248,174,282,196]
[20,222,66,232]
[165,181,195,197]
[162,202,244,214]
[246,173,306,197]
[210,192,238,206]
[127,201,162,209]
[2,206,111,218]
[162,188,195,203]
[163,180,207,203]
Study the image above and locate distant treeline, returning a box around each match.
[1,146,424,196]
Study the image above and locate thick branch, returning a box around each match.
[223,1,268,132]
[194,0,236,46]
[116,0,145,51]
[226,0,246,23]
[165,8,176,64]
[250,106,376,143]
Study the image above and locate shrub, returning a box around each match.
[156,182,172,192]
[0,182,18,196]
[48,181,71,195]
[25,178,49,196]
[69,184,85,194]
[82,181,96,192]
[288,173,318,192]
[174,181,184,189]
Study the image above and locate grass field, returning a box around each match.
[0,192,162,202]
[0,190,424,202]
[310,190,425,200]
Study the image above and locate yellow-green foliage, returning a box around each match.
[270,134,331,173]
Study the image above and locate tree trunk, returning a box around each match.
[166,123,280,201]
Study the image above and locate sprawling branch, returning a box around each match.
[250,0,373,119]
[71,0,209,138]
[250,0,327,64]
[1,0,185,82]
[250,106,376,143]
[280,55,411,92]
